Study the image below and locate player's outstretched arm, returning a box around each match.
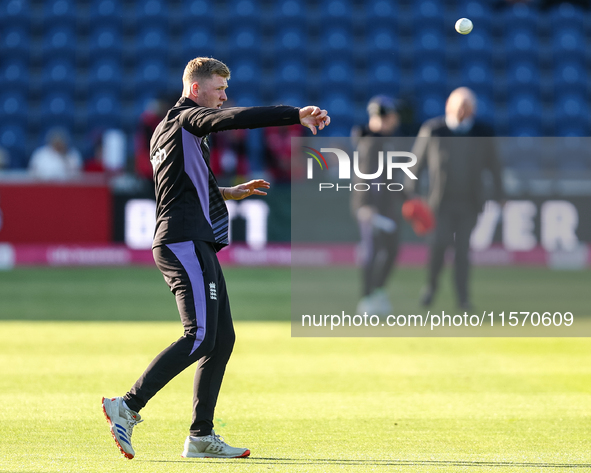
[299,106,331,135]
[221,179,271,201]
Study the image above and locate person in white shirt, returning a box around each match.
[29,128,82,180]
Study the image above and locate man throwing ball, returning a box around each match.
[102,57,330,460]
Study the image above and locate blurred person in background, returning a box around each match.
[0,147,9,171]
[405,87,504,310]
[209,128,250,184]
[102,56,330,461]
[134,96,170,183]
[83,135,106,174]
[351,95,404,316]
[28,127,82,180]
[264,124,304,182]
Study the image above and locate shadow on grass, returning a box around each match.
[142,457,591,469]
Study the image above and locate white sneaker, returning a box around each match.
[102,397,143,459]
[372,289,392,315]
[356,295,376,315]
[181,430,250,458]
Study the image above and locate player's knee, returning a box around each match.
[217,329,236,358]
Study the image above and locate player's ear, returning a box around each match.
[192,82,199,97]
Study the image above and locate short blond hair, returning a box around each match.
[182,57,231,85]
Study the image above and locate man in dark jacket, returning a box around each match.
[405,87,504,310]
[102,57,330,460]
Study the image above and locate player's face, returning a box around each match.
[196,75,228,109]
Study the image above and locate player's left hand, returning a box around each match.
[299,106,331,135]
[223,179,271,200]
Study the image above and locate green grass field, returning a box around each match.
[0,266,590,472]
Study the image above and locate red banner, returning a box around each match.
[0,181,112,244]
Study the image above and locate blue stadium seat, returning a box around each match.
[369,60,400,86]
[412,0,445,29]
[506,61,540,92]
[461,61,494,97]
[322,93,353,136]
[367,28,399,57]
[0,0,30,28]
[88,26,123,59]
[227,0,260,26]
[234,94,260,108]
[417,93,446,121]
[0,60,29,92]
[136,0,166,26]
[181,0,213,25]
[135,26,169,57]
[555,94,588,123]
[456,0,492,29]
[274,0,305,21]
[504,28,539,60]
[89,92,122,127]
[475,94,495,125]
[320,0,353,28]
[554,61,586,95]
[228,27,261,57]
[0,92,27,123]
[365,0,398,28]
[367,61,400,97]
[89,0,121,24]
[44,0,77,25]
[321,27,354,61]
[42,58,76,91]
[507,94,542,118]
[556,120,589,139]
[459,29,492,60]
[365,29,399,65]
[506,94,543,137]
[275,91,305,108]
[274,28,307,60]
[275,59,306,88]
[549,2,585,31]
[501,2,538,32]
[182,26,216,59]
[414,61,447,93]
[88,59,123,90]
[270,0,306,29]
[0,125,26,169]
[134,60,169,89]
[413,29,446,60]
[228,60,261,97]
[42,26,77,59]
[552,28,585,61]
[40,92,75,126]
[2,26,30,60]
[319,60,354,95]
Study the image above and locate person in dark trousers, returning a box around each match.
[351,95,404,316]
[405,87,504,310]
[102,57,330,460]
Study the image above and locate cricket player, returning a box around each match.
[102,57,330,459]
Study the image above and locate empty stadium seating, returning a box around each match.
[1,0,589,171]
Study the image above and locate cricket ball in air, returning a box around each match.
[455,18,473,35]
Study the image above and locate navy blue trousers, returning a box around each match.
[124,240,235,436]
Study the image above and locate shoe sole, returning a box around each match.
[102,397,134,460]
[181,449,251,459]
